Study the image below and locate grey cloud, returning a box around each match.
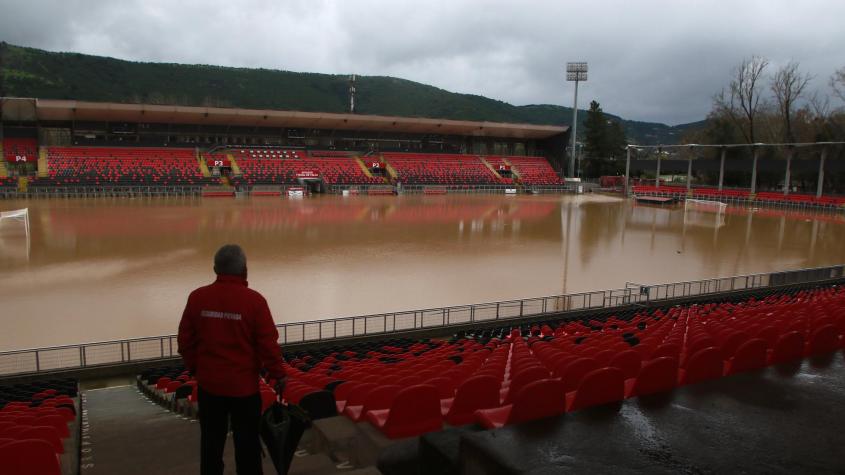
[1,0,844,125]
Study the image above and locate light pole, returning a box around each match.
[566,62,587,178]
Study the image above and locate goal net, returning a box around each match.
[0,208,30,234]
[684,199,726,228]
[0,208,30,259]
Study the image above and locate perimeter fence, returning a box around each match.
[0,264,842,377]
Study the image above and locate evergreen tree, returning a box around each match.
[582,100,628,176]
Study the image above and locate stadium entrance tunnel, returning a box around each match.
[299,178,325,194]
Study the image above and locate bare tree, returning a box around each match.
[831,67,845,103]
[713,55,769,144]
[771,61,813,142]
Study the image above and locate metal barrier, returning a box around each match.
[0,264,842,377]
[21,186,204,198]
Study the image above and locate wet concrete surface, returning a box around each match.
[453,353,845,474]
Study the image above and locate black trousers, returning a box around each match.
[198,387,263,475]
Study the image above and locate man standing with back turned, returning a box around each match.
[178,244,286,475]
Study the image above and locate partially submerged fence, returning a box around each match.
[1,264,842,378]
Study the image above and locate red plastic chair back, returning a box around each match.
[682,347,724,385]
[807,324,841,356]
[608,350,642,380]
[17,426,63,454]
[377,385,442,438]
[632,357,678,397]
[509,379,567,425]
[558,357,599,392]
[33,415,69,439]
[770,331,804,364]
[568,367,625,412]
[0,439,60,475]
[445,376,501,425]
[361,385,402,413]
[727,338,768,374]
[505,366,549,403]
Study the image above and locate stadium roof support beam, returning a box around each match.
[750,146,759,194]
[783,146,793,195]
[627,142,845,197]
[817,148,827,198]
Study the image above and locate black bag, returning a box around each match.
[260,402,311,475]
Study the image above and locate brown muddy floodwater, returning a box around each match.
[1,194,844,351]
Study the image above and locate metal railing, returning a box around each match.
[0,264,842,377]
[23,186,204,198]
[631,187,845,212]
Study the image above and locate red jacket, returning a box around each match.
[178,274,286,397]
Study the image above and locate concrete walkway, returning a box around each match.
[81,385,372,475]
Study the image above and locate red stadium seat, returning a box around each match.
[441,376,501,426]
[566,367,625,412]
[474,379,566,429]
[680,347,724,385]
[366,385,443,438]
[0,439,61,475]
[807,324,841,356]
[626,357,678,398]
[725,339,768,375]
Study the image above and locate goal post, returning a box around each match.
[0,208,30,259]
[0,208,30,236]
[684,199,726,228]
[684,199,727,214]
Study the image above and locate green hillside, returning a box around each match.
[0,43,701,144]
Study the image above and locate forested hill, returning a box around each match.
[0,43,702,144]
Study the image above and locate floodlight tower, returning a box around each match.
[566,62,588,178]
[349,74,357,113]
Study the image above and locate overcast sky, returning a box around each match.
[1,0,844,125]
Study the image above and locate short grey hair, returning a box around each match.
[214,244,247,276]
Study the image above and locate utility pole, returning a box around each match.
[566,62,587,178]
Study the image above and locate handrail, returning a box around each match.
[0,264,842,377]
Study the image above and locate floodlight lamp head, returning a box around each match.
[566,62,588,82]
[566,62,588,73]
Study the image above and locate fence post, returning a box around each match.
[35,350,40,372]
[127,342,131,362]
[120,343,125,362]
[160,339,165,358]
[519,300,524,317]
[496,302,500,319]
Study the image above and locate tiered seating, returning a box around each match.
[691,187,751,200]
[141,285,844,444]
[505,156,563,185]
[0,378,80,475]
[383,153,500,185]
[235,158,297,185]
[483,156,514,185]
[2,138,38,163]
[235,154,381,186]
[277,285,844,437]
[0,177,17,189]
[37,147,216,187]
[237,149,303,160]
[298,157,382,185]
